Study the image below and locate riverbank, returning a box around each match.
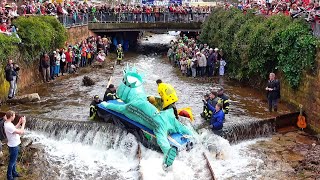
[249,130,320,179]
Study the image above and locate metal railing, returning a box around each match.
[58,12,210,27]
[58,13,89,28]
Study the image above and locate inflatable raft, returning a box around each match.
[97,100,194,152]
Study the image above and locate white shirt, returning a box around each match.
[4,122,21,147]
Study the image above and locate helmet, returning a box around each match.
[94,95,99,99]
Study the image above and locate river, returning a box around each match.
[0,33,298,180]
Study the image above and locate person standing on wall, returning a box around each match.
[116,44,124,65]
[5,59,20,99]
[4,110,26,180]
[266,73,280,112]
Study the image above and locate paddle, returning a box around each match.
[107,76,113,88]
[297,104,307,129]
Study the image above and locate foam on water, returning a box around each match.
[25,130,139,180]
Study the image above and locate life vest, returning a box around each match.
[117,48,123,60]
[157,83,178,109]
[89,105,97,120]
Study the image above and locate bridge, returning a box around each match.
[59,12,208,32]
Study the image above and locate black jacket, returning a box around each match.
[103,88,117,101]
[267,79,280,100]
[5,63,19,82]
[218,94,230,114]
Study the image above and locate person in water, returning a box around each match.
[203,99,225,131]
[217,87,230,114]
[116,44,123,65]
[156,79,179,119]
[89,95,102,120]
[103,84,117,101]
[201,90,222,120]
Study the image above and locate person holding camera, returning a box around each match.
[4,110,26,180]
[5,59,20,99]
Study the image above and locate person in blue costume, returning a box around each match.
[203,99,225,131]
[101,65,193,168]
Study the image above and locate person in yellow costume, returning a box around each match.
[156,79,179,119]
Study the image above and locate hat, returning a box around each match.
[5,4,11,8]
[196,52,200,55]
[209,48,213,51]
[53,51,56,54]
[109,84,115,89]
[214,48,219,51]
[94,95,99,99]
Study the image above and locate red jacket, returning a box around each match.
[65,51,72,63]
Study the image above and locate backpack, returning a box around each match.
[0,118,7,141]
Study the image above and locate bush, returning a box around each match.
[200,8,317,89]
[13,16,67,62]
[0,34,20,65]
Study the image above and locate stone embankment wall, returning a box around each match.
[0,25,94,102]
[281,49,320,133]
[66,25,96,45]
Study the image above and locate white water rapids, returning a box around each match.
[21,33,277,179]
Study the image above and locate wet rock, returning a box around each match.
[82,76,95,86]
[281,151,304,162]
[295,145,320,176]
[295,134,317,145]
[22,138,33,147]
[7,93,40,104]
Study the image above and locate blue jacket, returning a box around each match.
[206,103,225,130]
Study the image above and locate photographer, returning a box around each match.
[4,110,26,180]
[5,59,20,99]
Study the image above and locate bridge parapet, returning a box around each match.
[59,12,209,29]
[88,21,203,32]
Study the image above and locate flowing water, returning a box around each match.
[1,33,295,179]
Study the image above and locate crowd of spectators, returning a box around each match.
[223,0,320,22]
[0,1,214,28]
[167,34,227,78]
[39,35,110,83]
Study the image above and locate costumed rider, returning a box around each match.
[156,79,179,119]
[116,44,123,65]
[217,87,230,114]
[203,99,225,131]
[90,95,102,120]
[201,90,221,120]
[103,84,118,101]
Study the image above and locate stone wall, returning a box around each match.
[280,49,320,133]
[66,25,96,45]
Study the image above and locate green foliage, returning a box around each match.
[200,8,317,89]
[0,34,20,65]
[13,16,67,61]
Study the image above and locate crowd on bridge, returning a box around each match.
[0,0,213,29]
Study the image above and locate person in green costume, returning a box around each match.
[100,65,193,168]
